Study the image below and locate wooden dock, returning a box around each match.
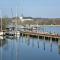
[5,30,60,41]
[20,31,60,40]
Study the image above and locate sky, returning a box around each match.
[0,0,60,18]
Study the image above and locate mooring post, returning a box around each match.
[58,38,60,45]
[27,34,30,40]
[50,37,52,43]
[22,33,23,37]
[44,36,45,40]
[38,35,39,40]
[19,31,20,37]
[37,35,39,48]
[25,34,26,38]
[50,37,52,52]
[43,36,45,51]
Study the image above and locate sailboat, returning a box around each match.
[15,8,20,37]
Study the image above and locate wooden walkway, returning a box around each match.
[20,31,60,40]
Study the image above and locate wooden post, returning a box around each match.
[58,38,60,45]
[38,35,39,40]
[50,37,52,43]
[37,35,39,48]
[19,31,20,37]
[44,36,45,40]
[27,34,30,40]
[22,33,23,37]
[43,36,45,51]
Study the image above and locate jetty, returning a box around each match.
[5,25,60,41]
[20,31,60,40]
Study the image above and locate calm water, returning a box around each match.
[37,26,60,34]
[17,25,60,34]
[0,35,60,60]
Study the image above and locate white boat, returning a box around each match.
[15,31,20,36]
[0,31,4,36]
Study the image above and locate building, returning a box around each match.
[19,16,33,22]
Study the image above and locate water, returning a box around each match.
[0,26,60,60]
[15,25,60,34]
[0,35,60,60]
[37,26,60,34]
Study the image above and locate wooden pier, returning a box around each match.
[5,30,60,41]
[20,31,60,40]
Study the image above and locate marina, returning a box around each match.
[4,25,60,41]
[0,0,60,60]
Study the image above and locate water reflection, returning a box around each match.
[0,36,6,47]
[0,40,7,47]
[32,39,34,48]
[50,42,52,52]
[58,45,60,54]
[37,40,39,48]
[6,36,16,40]
[43,41,45,51]
[0,36,60,60]
[23,36,59,53]
[58,40,60,55]
[0,36,6,40]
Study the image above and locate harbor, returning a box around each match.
[2,25,60,41]
[0,0,60,60]
[0,25,60,41]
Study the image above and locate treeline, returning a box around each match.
[0,18,9,30]
[13,18,60,25]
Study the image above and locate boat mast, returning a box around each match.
[16,7,18,32]
[0,10,2,31]
[11,8,13,18]
[11,8,14,26]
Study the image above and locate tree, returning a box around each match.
[2,16,9,30]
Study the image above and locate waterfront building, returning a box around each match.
[19,16,33,22]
